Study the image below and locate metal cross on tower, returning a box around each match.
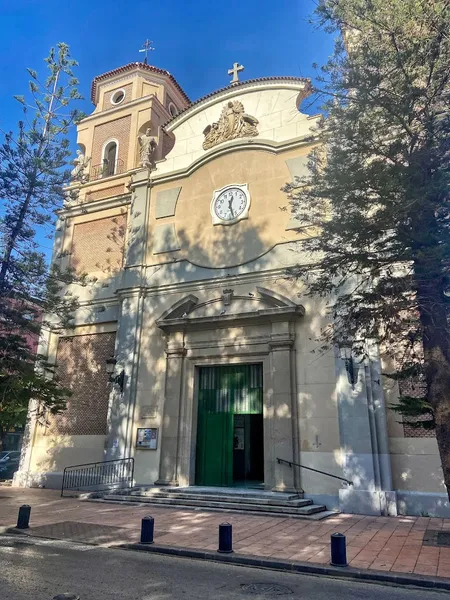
[139,39,155,64]
[228,62,244,85]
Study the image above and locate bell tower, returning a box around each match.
[72,62,190,204]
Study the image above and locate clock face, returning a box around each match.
[213,187,248,222]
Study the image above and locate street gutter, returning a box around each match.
[2,527,449,592]
[120,542,450,592]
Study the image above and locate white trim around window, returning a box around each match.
[110,88,126,105]
[101,138,120,175]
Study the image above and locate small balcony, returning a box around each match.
[90,158,125,181]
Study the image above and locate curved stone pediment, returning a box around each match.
[156,286,304,333]
[157,79,317,177]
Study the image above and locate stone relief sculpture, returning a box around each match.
[71,149,90,183]
[138,127,158,169]
[202,100,259,150]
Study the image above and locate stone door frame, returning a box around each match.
[187,355,269,489]
[155,288,305,492]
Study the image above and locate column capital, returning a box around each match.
[269,334,295,351]
[165,345,187,358]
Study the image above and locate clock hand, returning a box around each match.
[228,198,234,217]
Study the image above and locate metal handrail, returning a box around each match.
[90,158,125,181]
[61,457,134,497]
[276,457,353,486]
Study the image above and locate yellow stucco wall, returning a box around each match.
[148,145,312,269]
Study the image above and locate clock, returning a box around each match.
[210,184,250,225]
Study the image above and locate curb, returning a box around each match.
[120,543,450,591]
[3,528,449,591]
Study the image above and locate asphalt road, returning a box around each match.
[0,534,447,600]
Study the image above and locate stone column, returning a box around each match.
[267,322,297,492]
[155,331,186,486]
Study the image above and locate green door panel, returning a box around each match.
[196,364,263,486]
[196,412,232,486]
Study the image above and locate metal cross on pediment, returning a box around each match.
[139,39,155,64]
[228,62,244,85]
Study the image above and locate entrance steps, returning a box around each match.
[94,487,336,520]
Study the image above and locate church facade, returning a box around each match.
[14,61,449,517]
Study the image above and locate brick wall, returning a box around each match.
[70,214,127,275]
[47,332,116,436]
[85,184,125,202]
[91,115,131,174]
[102,83,133,111]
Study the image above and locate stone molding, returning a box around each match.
[165,346,187,358]
[58,192,132,218]
[268,335,295,351]
[151,135,320,186]
[165,78,310,133]
[156,288,304,335]
[157,306,303,334]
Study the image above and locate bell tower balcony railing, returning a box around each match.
[89,158,125,181]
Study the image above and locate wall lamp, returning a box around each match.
[338,344,357,388]
[105,357,125,393]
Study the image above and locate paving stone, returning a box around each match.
[0,487,447,582]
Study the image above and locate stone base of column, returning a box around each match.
[271,486,299,494]
[339,488,397,516]
[154,479,179,487]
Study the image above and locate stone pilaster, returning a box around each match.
[267,323,297,492]
[156,332,186,486]
[104,292,143,461]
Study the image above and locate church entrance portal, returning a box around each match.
[195,364,264,487]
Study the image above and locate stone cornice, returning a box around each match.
[149,134,320,187]
[165,346,187,358]
[65,170,136,195]
[157,305,304,334]
[90,62,191,106]
[269,334,296,351]
[58,192,132,218]
[164,77,311,131]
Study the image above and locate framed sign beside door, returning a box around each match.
[136,428,158,450]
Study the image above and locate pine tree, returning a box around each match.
[285,1,450,495]
[0,43,85,448]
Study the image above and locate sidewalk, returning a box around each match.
[1,487,450,580]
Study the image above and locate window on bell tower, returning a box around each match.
[102,140,118,177]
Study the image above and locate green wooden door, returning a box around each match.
[196,411,232,486]
[195,364,263,486]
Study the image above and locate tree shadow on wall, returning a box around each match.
[32,331,116,479]
[69,212,127,278]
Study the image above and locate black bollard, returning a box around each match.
[217,522,233,554]
[16,505,31,529]
[140,516,154,544]
[330,532,347,567]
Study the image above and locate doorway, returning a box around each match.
[195,364,264,487]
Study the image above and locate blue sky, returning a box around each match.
[0,0,334,137]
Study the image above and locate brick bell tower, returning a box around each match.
[71,62,190,206]
[19,63,192,481]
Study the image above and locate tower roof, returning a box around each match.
[90,62,191,105]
